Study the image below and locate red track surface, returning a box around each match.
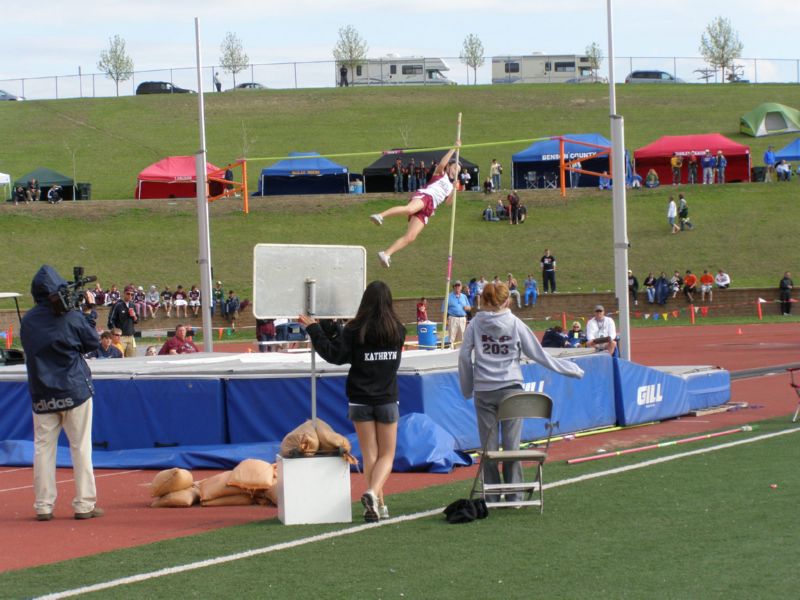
[2,323,798,572]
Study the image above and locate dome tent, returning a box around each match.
[740,103,800,137]
[135,156,224,199]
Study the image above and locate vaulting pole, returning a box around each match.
[440,113,463,349]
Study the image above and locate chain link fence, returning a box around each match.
[2,56,798,100]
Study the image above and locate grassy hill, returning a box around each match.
[1,84,799,303]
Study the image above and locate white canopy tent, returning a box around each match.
[0,173,11,200]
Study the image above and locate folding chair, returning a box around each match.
[470,391,556,513]
[525,171,538,189]
[543,172,558,189]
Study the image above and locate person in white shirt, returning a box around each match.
[715,269,731,289]
[585,304,617,355]
[667,196,679,234]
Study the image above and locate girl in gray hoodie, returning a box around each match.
[458,282,584,502]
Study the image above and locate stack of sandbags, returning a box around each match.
[279,420,319,458]
[198,470,254,506]
[315,418,358,465]
[229,459,277,506]
[150,468,199,508]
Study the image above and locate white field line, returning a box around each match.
[0,467,32,475]
[0,470,142,494]
[36,426,800,600]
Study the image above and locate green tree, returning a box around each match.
[97,35,134,97]
[332,25,368,85]
[219,32,249,88]
[699,16,743,83]
[585,42,603,82]
[459,34,485,85]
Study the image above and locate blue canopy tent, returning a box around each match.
[775,138,800,161]
[511,133,612,189]
[255,152,350,196]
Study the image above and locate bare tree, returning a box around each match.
[219,32,249,88]
[699,16,743,83]
[460,34,485,85]
[332,25,368,86]
[585,42,603,82]
[97,35,134,97]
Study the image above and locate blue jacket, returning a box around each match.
[20,265,99,414]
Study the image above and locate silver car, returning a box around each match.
[0,89,24,101]
[625,70,684,83]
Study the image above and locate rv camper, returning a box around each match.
[492,54,600,84]
[345,56,454,85]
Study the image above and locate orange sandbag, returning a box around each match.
[150,486,200,508]
[315,418,358,464]
[280,420,319,457]
[229,459,275,492]
[201,493,254,507]
[198,471,242,502]
[150,468,193,497]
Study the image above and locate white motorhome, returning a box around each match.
[492,54,600,84]
[345,55,454,85]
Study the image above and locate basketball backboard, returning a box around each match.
[253,244,366,319]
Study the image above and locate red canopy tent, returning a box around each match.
[633,134,751,184]
[135,156,225,199]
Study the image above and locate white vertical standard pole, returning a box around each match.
[194,17,214,352]
[440,112,463,349]
[305,278,317,425]
[606,0,631,360]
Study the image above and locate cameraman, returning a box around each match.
[20,265,104,521]
[107,285,138,357]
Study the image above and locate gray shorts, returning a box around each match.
[348,402,399,424]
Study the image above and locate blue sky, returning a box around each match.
[2,0,798,94]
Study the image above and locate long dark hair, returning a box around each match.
[346,281,404,347]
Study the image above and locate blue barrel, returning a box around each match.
[417,323,438,349]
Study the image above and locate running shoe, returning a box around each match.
[361,490,379,522]
[370,214,383,226]
[377,251,391,268]
[379,504,389,520]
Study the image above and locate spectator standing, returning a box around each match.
[475,276,487,309]
[158,324,199,355]
[213,72,222,92]
[507,190,520,225]
[701,150,716,184]
[416,297,428,322]
[570,160,581,188]
[225,290,241,330]
[779,271,794,315]
[523,274,538,307]
[683,270,698,302]
[540,249,557,293]
[407,158,418,192]
[391,158,404,193]
[678,193,693,230]
[715,269,731,289]
[299,281,405,522]
[687,154,699,184]
[107,286,138,357]
[20,265,103,521]
[458,282,584,504]
[467,279,479,308]
[670,153,683,185]
[458,166,471,191]
[86,331,123,360]
[339,64,348,87]
[490,159,503,191]
[715,151,727,184]
[764,145,776,182]
[628,270,639,306]
[444,280,471,348]
[417,161,428,187]
[586,305,617,355]
[256,318,276,352]
[667,196,680,234]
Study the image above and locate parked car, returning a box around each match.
[0,90,24,101]
[228,82,266,90]
[136,81,195,95]
[565,76,608,84]
[625,70,684,84]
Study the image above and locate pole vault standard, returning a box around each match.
[193,17,214,352]
[440,113,463,350]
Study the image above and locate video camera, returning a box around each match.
[51,266,97,315]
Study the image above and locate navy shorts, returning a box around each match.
[348,402,399,424]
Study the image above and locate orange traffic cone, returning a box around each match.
[737,327,743,335]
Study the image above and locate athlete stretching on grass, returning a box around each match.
[370,143,460,268]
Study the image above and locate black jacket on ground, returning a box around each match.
[306,322,404,406]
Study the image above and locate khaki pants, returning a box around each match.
[448,316,467,348]
[32,399,97,515]
[120,335,136,357]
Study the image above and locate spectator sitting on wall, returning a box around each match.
[715,269,731,289]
